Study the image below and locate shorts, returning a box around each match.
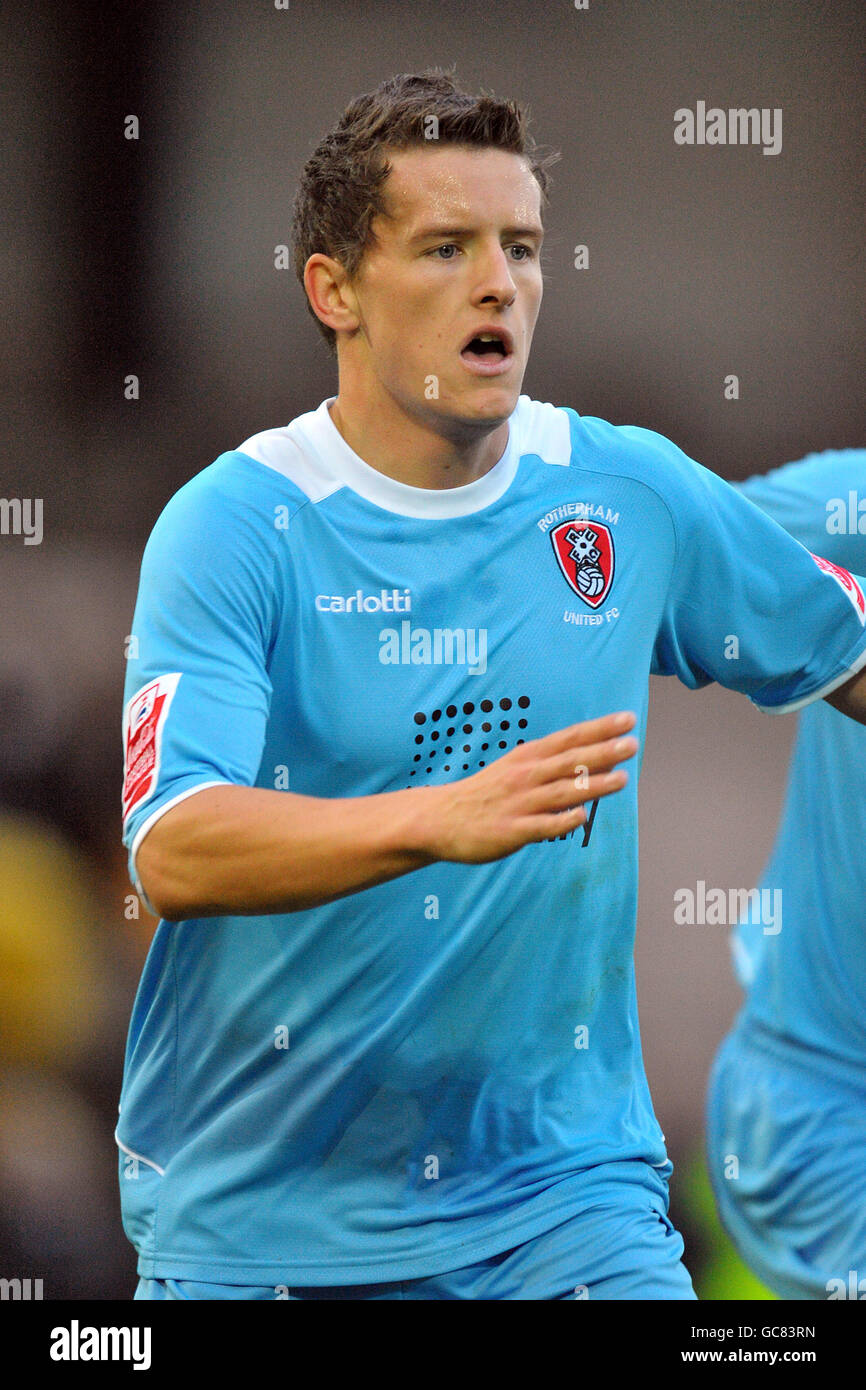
[135,1180,695,1300]
[706,1024,866,1300]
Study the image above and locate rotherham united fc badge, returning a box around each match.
[550,520,615,609]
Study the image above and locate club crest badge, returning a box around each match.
[550,520,615,609]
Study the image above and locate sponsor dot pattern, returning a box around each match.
[407,696,530,781]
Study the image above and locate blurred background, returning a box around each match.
[2,0,863,1298]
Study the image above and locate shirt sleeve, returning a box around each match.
[638,429,866,713]
[121,456,286,898]
[734,448,866,574]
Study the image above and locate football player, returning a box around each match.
[120,71,866,1300]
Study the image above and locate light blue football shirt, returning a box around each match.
[117,399,866,1283]
[730,450,866,1082]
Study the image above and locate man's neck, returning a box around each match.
[327,388,510,492]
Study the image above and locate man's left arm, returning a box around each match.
[643,435,866,716]
[826,668,866,724]
[730,451,866,726]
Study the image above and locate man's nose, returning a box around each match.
[472,242,518,302]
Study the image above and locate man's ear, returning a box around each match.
[303,254,361,339]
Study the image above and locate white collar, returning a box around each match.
[290,395,522,519]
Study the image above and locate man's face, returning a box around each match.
[342,143,545,433]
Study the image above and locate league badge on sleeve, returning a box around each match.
[122,673,182,821]
[550,520,615,609]
[810,552,866,625]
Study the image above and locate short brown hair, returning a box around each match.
[290,67,560,355]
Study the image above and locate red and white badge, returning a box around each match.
[550,519,615,609]
[122,674,182,821]
[810,553,866,626]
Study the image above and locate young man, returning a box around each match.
[706,449,866,1301]
[120,71,866,1300]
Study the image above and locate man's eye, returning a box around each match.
[427,243,534,260]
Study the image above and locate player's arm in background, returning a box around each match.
[124,466,636,923]
[633,426,866,733]
[732,451,866,725]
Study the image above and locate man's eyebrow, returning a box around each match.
[408,224,545,244]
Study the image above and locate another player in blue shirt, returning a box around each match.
[120,71,866,1300]
[706,449,866,1301]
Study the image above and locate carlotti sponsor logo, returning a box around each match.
[316,588,412,613]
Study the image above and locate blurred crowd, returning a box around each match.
[0,546,151,1297]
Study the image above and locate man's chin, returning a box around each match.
[439,377,523,428]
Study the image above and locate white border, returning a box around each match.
[115,1131,166,1177]
[129,780,230,910]
[753,639,866,715]
[239,396,574,520]
[237,394,575,514]
[292,397,520,518]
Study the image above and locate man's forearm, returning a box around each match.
[132,712,638,920]
[825,664,866,726]
[136,783,442,920]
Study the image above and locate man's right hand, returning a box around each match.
[136,712,637,919]
[411,710,637,863]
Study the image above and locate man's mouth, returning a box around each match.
[459,328,515,370]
